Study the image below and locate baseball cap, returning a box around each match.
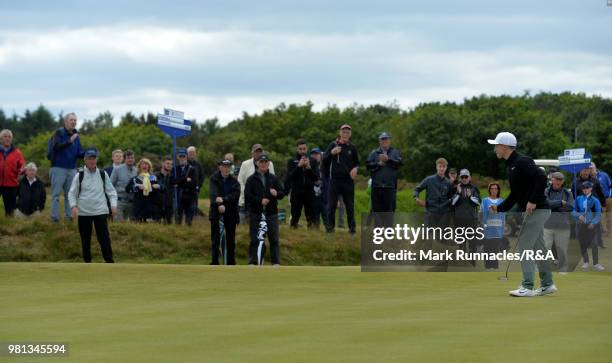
[251,144,263,152]
[340,124,352,130]
[218,159,232,166]
[177,148,187,156]
[459,169,471,177]
[84,148,98,158]
[257,154,270,162]
[310,147,322,154]
[581,181,594,189]
[487,132,517,147]
[378,132,391,140]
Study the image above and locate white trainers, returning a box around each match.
[581,262,589,270]
[594,264,605,271]
[535,284,558,296]
[509,286,537,297]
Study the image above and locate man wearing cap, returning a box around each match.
[323,124,360,234]
[450,169,481,259]
[244,154,285,265]
[488,132,555,297]
[285,139,319,229]
[175,148,198,226]
[573,181,604,271]
[68,148,118,263]
[237,144,275,222]
[366,132,403,216]
[209,159,240,265]
[543,172,574,274]
[111,149,136,221]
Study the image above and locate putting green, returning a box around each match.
[1,263,610,363]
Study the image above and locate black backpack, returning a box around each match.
[46,129,62,161]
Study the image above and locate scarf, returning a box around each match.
[140,173,152,196]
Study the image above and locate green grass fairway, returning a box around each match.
[1,263,611,363]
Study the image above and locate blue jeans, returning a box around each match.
[50,167,76,221]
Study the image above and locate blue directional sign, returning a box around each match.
[157,108,192,138]
[157,108,193,212]
[558,148,592,196]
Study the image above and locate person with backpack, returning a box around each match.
[48,113,84,223]
[0,129,25,217]
[573,181,604,271]
[68,148,117,263]
[543,172,574,274]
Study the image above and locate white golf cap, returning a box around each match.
[487,132,517,146]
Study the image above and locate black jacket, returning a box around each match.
[245,171,285,216]
[154,171,176,208]
[188,159,205,191]
[451,183,481,220]
[497,151,549,212]
[366,147,402,189]
[209,171,240,222]
[322,140,359,180]
[16,177,46,215]
[285,154,319,195]
[176,163,198,199]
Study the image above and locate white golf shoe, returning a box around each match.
[509,286,537,297]
[594,264,605,271]
[535,284,558,296]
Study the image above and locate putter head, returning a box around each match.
[498,276,509,281]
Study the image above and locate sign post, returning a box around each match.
[558,148,591,197]
[157,108,192,215]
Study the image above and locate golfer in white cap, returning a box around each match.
[488,132,556,297]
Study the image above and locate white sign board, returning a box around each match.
[564,148,585,158]
[164,108,184,120]
[157,114,191,131]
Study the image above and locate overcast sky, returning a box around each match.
[1,0,610,124]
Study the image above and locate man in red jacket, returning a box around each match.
[0,129,25,216]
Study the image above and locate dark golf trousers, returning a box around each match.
[211,218,236,265]
[248,213,280,265]
[371,188,396,213]
[578,223,599,265]
[290,191,315,228]
[0,186,18,216]
[327,178,356,232]
[78,215,114,263]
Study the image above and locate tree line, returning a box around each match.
[1,91,610,182]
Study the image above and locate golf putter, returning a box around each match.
[498,213,528,281]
